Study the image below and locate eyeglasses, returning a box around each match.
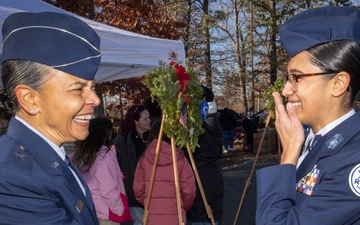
[282,72,338,92]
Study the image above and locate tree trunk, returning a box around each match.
[250,0,255,111]
[233,0,248,112]
[269,0,278,84]
[203,0,212,89]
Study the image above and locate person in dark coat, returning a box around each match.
[186,86,224,225]
[113,105,151,225]
[219,108,237,153]
[241,116,257,152]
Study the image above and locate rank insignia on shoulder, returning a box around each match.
[326,133,344,149]
[348,163,360,197]
[15,152,26,159]
[51,162,59,169]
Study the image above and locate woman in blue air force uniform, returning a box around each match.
[256,6,360,225]
[0,12,102,225]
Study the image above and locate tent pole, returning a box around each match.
[186,143,216,225]
[232,112,272,225]
[142,114,165,225]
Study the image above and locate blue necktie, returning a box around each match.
[311,134,322,148]
[64,155,71,166]
[301,134,321,156]
[65,155,86,196]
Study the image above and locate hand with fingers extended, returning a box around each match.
[272,92,304,165]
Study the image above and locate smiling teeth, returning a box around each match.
[291,102,301,107]
[75,114,94,120]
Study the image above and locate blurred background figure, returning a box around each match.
[144,97,162,126]
[186,85,224,225]
[0,90,11,136]
[133,119,196,225]
[241,115,258,152]
[113,105,151,225]
[72,117,133,225]
[219,108,237,153]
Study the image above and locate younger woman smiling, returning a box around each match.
[257,6,360,225]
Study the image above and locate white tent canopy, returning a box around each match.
[0,0,186,88]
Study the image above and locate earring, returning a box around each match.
[30,109,35,114]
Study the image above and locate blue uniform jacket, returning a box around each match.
[0,117,98,225]
[256,111,360,225]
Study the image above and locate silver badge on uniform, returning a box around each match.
[326,134,344,149]
[15,152,26,159]
[51,162,60,169]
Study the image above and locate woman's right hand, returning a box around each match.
[272,92,304,165]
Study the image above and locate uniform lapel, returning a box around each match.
[66,157,96,211]
[296,111,360,181]
[7,118,94,211]
[296,136,326,181]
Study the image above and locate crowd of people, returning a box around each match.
[2,5,360,225]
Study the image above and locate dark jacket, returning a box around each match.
[186,113,224,222]
[219,109,237,130]
[113,131,144,208]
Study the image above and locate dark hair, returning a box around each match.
[144,97,162,118]
[72,117,113,171]
[0,90,12,133]
[120,104,147,138]
[308,40,360,107]
[201,85,214,102]
[1,60,51,116]
[147,119,170,146]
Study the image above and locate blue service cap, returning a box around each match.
[279,6,360,57]
[2,12,101,80]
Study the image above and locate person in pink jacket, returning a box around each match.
[133,119,196,225]
[71,117,132,225]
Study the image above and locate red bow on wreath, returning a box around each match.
[170,61,191,105]
[170,61,191,128]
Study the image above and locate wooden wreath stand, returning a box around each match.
[232,112,272,225]
[142,114,216,225]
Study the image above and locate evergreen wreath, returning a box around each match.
[143,61,204,152]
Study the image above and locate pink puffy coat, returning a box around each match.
[133,139,196,225]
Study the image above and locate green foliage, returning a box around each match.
[263,76,284,116]
[143,61,204,152]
